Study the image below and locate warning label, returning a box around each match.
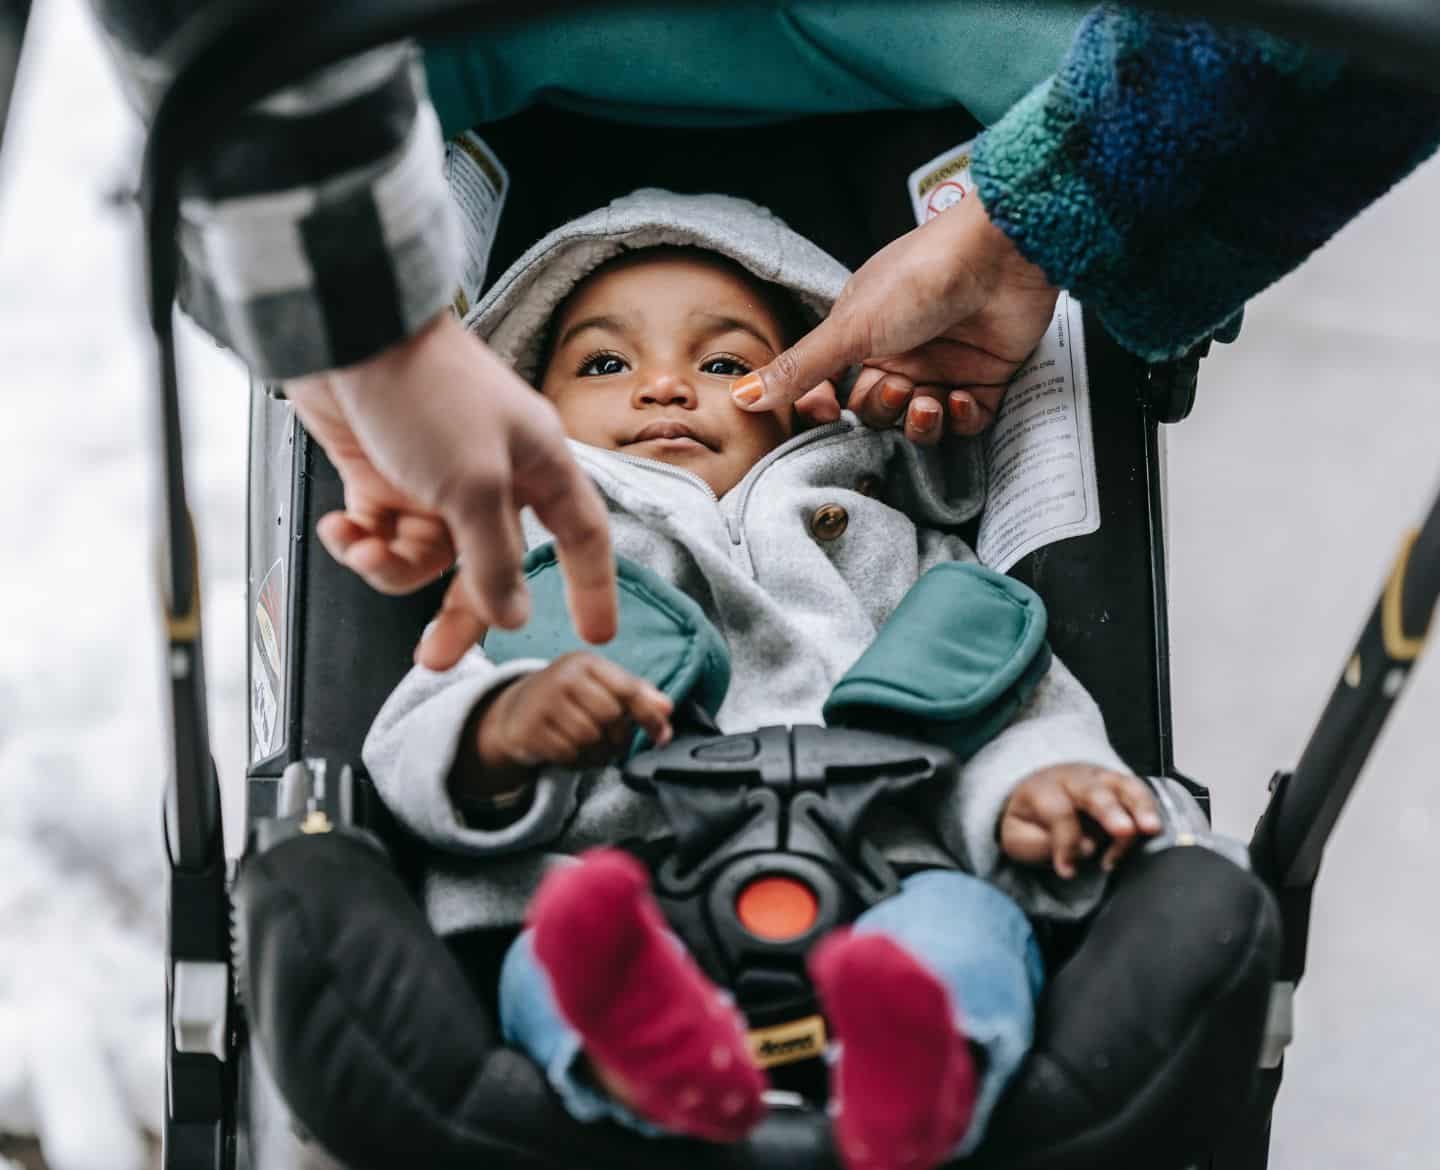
[976,294,1101,571]
[444,130,510,317]
[907,139,977,225]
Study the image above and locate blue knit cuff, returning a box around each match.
[971,5,1440,362]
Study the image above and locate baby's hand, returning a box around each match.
[476,652,673,776]
[1000,765,1163,879]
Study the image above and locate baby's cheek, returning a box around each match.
[744,409,792,453]
[551,397,621,449]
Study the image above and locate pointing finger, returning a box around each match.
[733,313,864,413]
[522,445,618,645]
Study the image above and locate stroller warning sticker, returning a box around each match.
[976,294,1101,571]
[908,142,1101,571]
[445,130,510,318]
[907,139,977,224]
[251,559,286,762]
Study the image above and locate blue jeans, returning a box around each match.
[499,869,1044,1154]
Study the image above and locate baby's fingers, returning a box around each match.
[564,672,632,759]
[1015,783,1085,879]
[623,685,674,748]
[998,813,1055,868]
[1077,783,1138,853]
[1047,808,1086,880]
[585,657,674,747]
[1081,773,1163,870]
[1116,775,1164,836]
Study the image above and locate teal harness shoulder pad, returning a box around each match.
[823,562,1051,761]
[482,544,731,756]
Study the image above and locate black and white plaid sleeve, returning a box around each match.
[93,2,459,380]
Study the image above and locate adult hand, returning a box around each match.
[284,312,617,671]
[731,192,1059,445]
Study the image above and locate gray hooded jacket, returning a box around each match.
[363,190,1129,935]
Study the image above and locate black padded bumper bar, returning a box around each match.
[236,819,1279,1170]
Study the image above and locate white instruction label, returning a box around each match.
[976,294,1100,571]
[444,130,509,317]
[908,141,1101,571]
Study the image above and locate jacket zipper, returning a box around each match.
[607,450,719,501]
[603,417,856,546]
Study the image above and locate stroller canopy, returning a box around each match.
[422,1,1086,133]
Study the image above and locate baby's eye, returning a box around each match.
[578,352,629,377]
[700,355,752,378]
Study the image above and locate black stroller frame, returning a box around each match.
[120,3,1440,1169]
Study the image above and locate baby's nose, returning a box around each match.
[641,372,696,405]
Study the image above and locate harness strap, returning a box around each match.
[824,562,1052,760]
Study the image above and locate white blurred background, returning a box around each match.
[0,1,1436,1167]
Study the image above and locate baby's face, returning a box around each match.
[539,251,793,497]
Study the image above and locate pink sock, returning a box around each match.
[809,930,978,1170]
[528,849,767,1142]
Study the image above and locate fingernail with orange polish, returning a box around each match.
[949,394,974,421]
[731,374,763,408]
[912,400,941,430]
[880,382,910,410]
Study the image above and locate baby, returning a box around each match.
[364,191,1161,1170]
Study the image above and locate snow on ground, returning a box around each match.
[1,2,1439,1169]
[0,1,246,1167]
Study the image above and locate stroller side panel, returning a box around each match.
[246,391,298,793]
[1014,323,1175,778]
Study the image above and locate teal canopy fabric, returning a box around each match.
[424,1,1086,134]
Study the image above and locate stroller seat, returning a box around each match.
[233,734,1277,1170]
[137,9,1440,1169]
[200,105,1288,1170]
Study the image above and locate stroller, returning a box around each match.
[137,3,1440,1169]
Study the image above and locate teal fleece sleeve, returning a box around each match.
[972,4,1440,362]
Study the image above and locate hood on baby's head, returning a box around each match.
[461,188,987,525]
[463,189,851,385]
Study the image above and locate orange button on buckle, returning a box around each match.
[736,876,819,941]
